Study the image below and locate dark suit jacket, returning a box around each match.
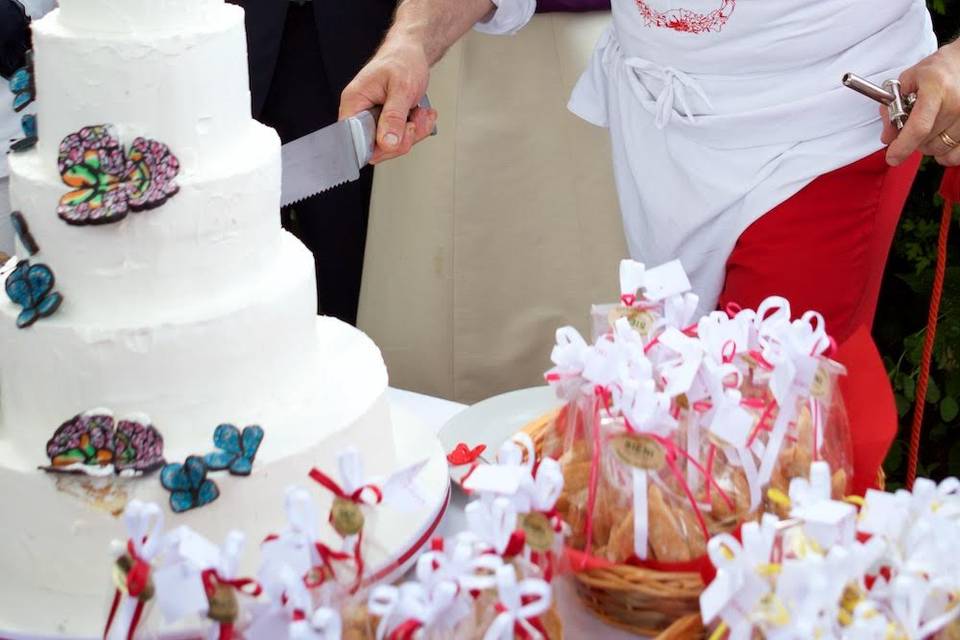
[0,0,29,79]
[231,0,397,118]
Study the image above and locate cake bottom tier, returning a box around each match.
[0,319,451,638]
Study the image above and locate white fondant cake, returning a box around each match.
[0,1,449,636]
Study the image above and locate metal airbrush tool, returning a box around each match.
[843,73,917,130]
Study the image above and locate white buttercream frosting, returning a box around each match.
[30,6,253,173]
[0,2,442,636]
[58,0,224,33]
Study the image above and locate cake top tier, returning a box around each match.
[58,0,223,32]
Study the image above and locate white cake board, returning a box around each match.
[0,402,450,640]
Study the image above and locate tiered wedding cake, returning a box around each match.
[0,1,448,636]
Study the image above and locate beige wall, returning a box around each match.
[360,12,627,404]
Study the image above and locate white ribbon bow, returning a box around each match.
[417,535,505,594]
[546,327,591,400]
[291,608,342,640]
[483,565,552,640]
[465,497,519,557]
[123,499,165,561]
[700,514,779,634]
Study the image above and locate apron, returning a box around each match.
[360,13,627,403]
[565,0,938,314]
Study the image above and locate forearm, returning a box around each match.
[389,0,496,65]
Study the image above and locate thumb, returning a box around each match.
[378,85,418,151]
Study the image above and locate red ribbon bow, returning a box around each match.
[103,540,152,640]
[447,442,486,466]
[308,468,383,505]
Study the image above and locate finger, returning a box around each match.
[410,107,436,143]
[887,82,942,166]
[935,143,960,167]
[879,105,898,146]
[922,123,960,157]
[371,122,418,165]
[339,81,379,121]
[377,80,419,152]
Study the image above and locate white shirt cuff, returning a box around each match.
[474,0,536,36]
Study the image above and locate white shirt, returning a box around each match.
[480,0,937,315]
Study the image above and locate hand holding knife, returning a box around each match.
[280,96,437,207]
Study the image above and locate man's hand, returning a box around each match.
[339,0,496,164]
[884,40,960,167]
[339,36,437,165]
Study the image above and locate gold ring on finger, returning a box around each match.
[939,130,960,149]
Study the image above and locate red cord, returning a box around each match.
[907,167,960,489]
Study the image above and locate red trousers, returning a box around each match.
[718,149,922,492]
[719,149,922,344]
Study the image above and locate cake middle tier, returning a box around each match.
[8,123,284,322]
[0,232,323,461]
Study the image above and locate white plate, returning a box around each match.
[438,386,563,485]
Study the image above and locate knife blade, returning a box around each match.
[280,109,378,207]
[280,96,435,207]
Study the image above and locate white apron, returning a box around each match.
[488,0,938,313]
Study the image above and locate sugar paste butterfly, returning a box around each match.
[9,114,37,153]
[10,211,39,256]
[57,125,180,226]
[204,424,264,476]
[43,410,166,475]
[9,51,34,113]
[4,259,63,328]
[161,456,220,513]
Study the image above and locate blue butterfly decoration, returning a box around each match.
[11,211,39,256]
[204,424,264,476]
[9,52,34,113]
[5,260,63,328]
[160,455,220,513]
[9,114,37,153]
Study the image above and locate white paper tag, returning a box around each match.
[168,526,220,568]
[462,464,521,495]
[619,260,646,297]
[379,458,429,512]
[794,500,857,549]
[857,490,908,538]
[710,402,755,449]
[260,536,313,579]
[643,260,691,301]
[152,562,208,623]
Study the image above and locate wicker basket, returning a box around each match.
[523,412,707,639]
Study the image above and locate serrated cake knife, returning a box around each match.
[280,97,434,207]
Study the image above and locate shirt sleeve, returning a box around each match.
[474,0,536,36]
[20,0,57,19]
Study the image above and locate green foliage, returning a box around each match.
[877,1,960,487]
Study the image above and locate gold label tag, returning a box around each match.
[810,366,830,399]
[629,310,656,336]
[207,583,239,623]
[112,553,154,601]
[611,434,665,471]
[331,497,365,537]
[521,512,555,552]
[112,555,131,595]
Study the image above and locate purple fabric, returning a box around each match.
[535,0,610,12]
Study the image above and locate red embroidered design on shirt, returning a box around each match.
[635,0,736,34]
